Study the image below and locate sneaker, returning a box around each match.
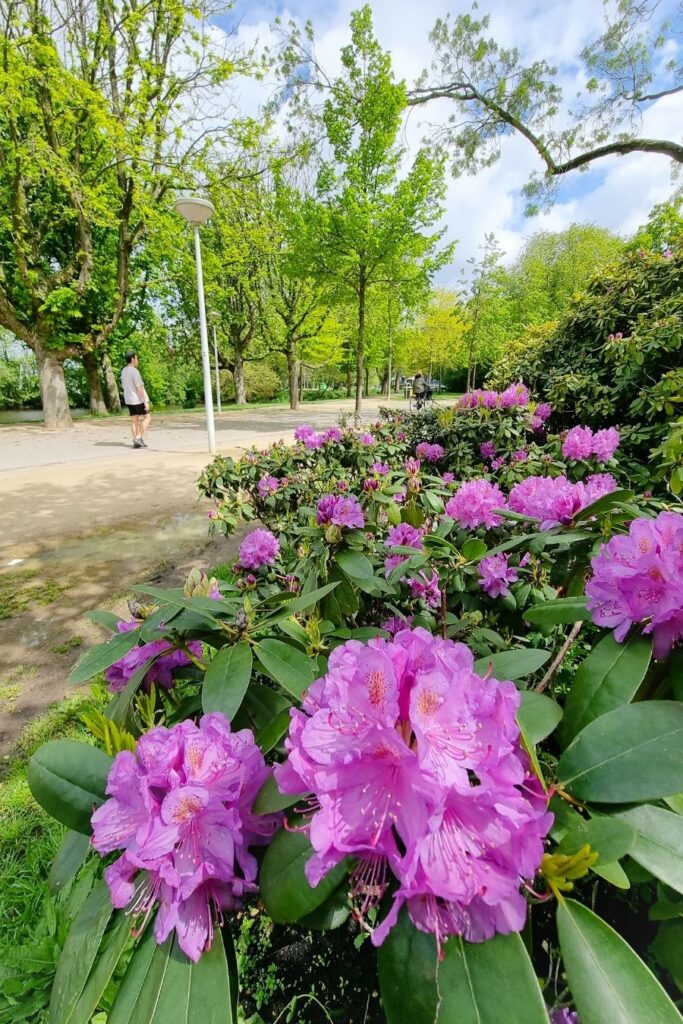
[133,440,143,449]
[139,438,148,448]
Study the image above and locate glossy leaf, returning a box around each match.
[517,691,562,745]
[557,816,634,864]
[48,831,91,893]
[299,888,350,931]
[524,597,590,625]
[28,741,113,834]
[109,927,237,1024]
[68,629,140,684]
[560,633,652,746]
[202,642,252,719]
[254,639,316,699]
[572,489,635,521]
[256,709,292,754]
[48,880,114,1024]
[461,537,488,561]
[253,774,306,814]
[557,702,683,803]
[259,825,348,923]
[335,549,374,579]
[260,581,340,623]
[59,911,133,1024]
[85,610,123,630]
[473,648,551,682]
[557,898,680,1024]
[379,909,547,1024]
[612,804,683,895]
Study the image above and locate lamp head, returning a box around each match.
[174,196,215,225]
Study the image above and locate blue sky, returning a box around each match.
[215,0,682,284]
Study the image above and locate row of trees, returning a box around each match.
[0,0,680,426]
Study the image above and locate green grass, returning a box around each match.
[0,570,65,621]
[0,687,106,947]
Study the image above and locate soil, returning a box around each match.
[0,399,389,755]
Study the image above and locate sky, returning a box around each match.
[215,0,683,285]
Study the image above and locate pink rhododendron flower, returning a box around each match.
[384,523,423,577]
[586,511,683,659]
[480,441,496,460]
[478,554,519,598]
[257,475,280,498]
[304,433,324,450]
[294,424,316,442]
[562,426,594,460]
[316,494,365,529]
[105,627,201,694]
[275,630,552,949]
[512,449,528,462]
[534,403,552,422]
[442,472,455,484]
[371,461,390,475]
[92,714,279,963]
[416,442,445,462]
[239,529,280,570]
[509,474,617,530]
[530,415,544,432]
[491,457,506,471]
[381,614,414,634]
[359,433,376,446]
[408,569,441,608]
[393,491,406,504]
[322,427,344,443]
[404,457,421,476]
[592,427,620,463]
[445,480,507,529]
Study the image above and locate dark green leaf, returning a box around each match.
[260,582,340,623]
[255,639,316,699]
[524,597,590,625]
[61,911,133,1024]
[28,741,113,834]
[68,630,140,685]
[612,804,683,895]
[256,709,292,754]
[558,816,634,864]
[379,909,547,1024]
[85,610,123,631]
[334,549,374,579]
[461,537,487,561]
[560,633,652,746]
[557,898,680,1024]
[48,880,115,1024]
[259,825,348,923]
[557,702,683,802]
[202,642,252,719]
[48,831,91,893]
[109,928,237,1024]
[517,691,563,745]
[299,888,350,930]
[107,653,161,729]
[253,774,306,814]
[474,648,551,682]
[573,489,635,522]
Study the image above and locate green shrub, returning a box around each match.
[222,363,283,403]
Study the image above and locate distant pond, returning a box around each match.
[0,408,88,424]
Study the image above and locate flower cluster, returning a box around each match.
[480,441,496,460]
[359,432,376,446]
[275,630,552,949]
[586,511,683,659]
[239,529,280,570]
[371,461,390,476]
[509,474,617,530]
[316,494,365,529]
[408,569,441,608]
[478,553,519,598]
[445,480,507,529]
[105,621,201,694]
[458,383,530,410]
[415,442,445,462]
[562,425,620,463]
[91,714,278,962]
[384,522,423,578]
[257,475,281,498]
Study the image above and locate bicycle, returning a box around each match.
[408,391,434,414]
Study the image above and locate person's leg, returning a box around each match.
[138,411,151,440]
[130,414,141,444]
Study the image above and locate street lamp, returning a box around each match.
[174,195,216,455]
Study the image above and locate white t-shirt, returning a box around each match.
[121,365,145,406]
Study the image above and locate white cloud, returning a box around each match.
[220,0,682,280]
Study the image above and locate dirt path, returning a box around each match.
[0,398,390,754]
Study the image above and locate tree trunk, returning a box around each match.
[35,341,72,428]
[364,366,370,397]
[101,352,122,411]
[355,272,365,422]
[233,350,246,405]
[346,358,352,398]
[286,341,299,410]
[83,352,107,416]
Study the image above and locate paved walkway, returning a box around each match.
[0,398,391,556]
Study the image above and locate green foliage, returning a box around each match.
[488,214,683,485]
[222,364,282,404]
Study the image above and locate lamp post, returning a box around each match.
[174,195,216,455]
[212,322,222,415]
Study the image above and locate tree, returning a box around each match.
[401,288,469,381]
[0,0,244,427]
[410,1,683,212]
[290,6,451,419]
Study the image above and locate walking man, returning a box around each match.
[121,352,151,449]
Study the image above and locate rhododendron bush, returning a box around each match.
[26,399,683,1024]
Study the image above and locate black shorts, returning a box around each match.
[126,402,147,416]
